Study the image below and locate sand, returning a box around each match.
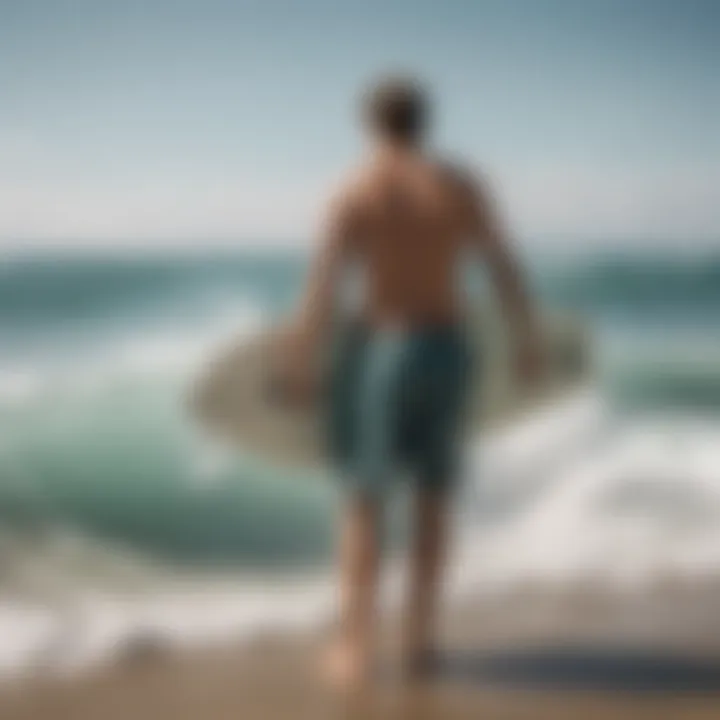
[3,577,720,719]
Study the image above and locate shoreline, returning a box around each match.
[0,389,604,684]
[4,577,720,718]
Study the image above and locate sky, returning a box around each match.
[1,0,719,250]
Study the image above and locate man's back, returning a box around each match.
[342,149,478,328]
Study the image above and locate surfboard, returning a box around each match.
[188,310,588,470]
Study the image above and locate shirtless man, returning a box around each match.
[281,76,541,689]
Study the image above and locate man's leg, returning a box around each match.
[402,487,451,676]
[324,493,381,689]
[323,328,405,688]
[400,328,468,677]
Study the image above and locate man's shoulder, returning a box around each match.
[432,155,485,195]
[324,166,362,211]
[330,163,392,219]
[332,163,376,202]
[323,165,379,229]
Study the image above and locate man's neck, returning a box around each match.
[374,139,423,164]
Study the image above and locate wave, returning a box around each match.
[2,248,720,680]
[0,391,604,679]
[610,367,720,411]
[0,299,264,409]
[4,391,720,681]
[0,252,303,334]
[535,251,720,316]
[599,327,720,411]
[3,249,720,336]
[470,415,720,590]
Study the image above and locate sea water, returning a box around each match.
[1,247,719,677]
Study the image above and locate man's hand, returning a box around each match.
[269,323,320,407]
[514,336,544,388]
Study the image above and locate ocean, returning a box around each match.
[1,246,719,677]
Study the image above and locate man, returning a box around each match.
[280,76,541,689]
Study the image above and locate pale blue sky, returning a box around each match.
[1,0,718,248]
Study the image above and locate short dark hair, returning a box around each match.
[362,76,429,143]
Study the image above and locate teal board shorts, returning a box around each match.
[326,322,473,497]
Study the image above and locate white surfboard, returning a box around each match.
[188,310,588,470]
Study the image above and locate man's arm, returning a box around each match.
[273,188,359,402]
[465,175,542,380]
[295,188,359,346]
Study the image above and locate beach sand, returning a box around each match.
[3,577,720,719]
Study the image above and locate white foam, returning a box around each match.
[0,369,44,407]
[469,389,607,490]
[0,301,265,410]
[3,391,720,682]
[0,605,59,679]
[0,577,336,681]
[115,302,264,376]
[451,413,720,596]
[0,389,603,680]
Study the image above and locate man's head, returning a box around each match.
[362,75,430,146]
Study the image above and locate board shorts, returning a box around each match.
[326,322,473,497]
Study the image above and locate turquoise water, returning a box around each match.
[1,247,719,573]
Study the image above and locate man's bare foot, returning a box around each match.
[319,640,372,693]
[400,646,441,683]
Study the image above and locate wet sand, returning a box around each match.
[3,577,720,719]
